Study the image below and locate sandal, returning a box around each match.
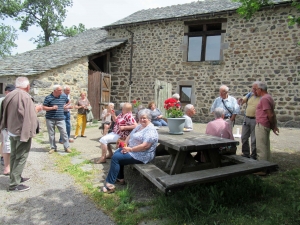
[81,135,87,138]
[3,173,10,176]
[100,185,115,194]
[74,136,78,139]
[94,159,106,164]
[116,179,125,185]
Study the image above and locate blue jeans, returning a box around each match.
[106,148,143,184]
[152,119,168,127]
[59,111,71,141]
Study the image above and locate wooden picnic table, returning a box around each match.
[157,127,239,175]
[133,127,278,193]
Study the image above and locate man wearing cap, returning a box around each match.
[0,84,16,176]
[210,85,240,130]
[0,77,39,192]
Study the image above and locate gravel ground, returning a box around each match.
[0,132,115,225]
[1,122,299,224]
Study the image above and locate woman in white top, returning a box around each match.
[101,103,114,136]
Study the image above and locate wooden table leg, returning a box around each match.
[170,151,187,175]
[206,148,221,168]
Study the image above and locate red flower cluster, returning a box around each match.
[132,99,141,108]
[164,98,180,110]
[164,98,183,118]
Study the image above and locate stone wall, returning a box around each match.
[108,5,300,127]
[0,57,89,131]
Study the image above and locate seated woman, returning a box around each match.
[101,109,158,193]
[101,102,114,136]
[97,102,137,164]
[148,101,167,126]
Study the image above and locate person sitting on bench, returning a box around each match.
[101,109,158,193]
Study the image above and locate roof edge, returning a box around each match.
[103,1,292,30]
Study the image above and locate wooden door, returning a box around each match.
[99,73,111,119]
[88,70,111,120]
[155,79,172,117]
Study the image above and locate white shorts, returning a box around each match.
[99,132,120,145]
[1,129,11,153]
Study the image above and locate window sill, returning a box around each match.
[182,61,224,66]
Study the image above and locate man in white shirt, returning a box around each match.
[183,104,196,130]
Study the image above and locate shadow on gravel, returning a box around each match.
[272,151,300,171]
[2,188,114,225]
[29,147,48,153]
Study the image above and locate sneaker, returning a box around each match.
[21,177,31,183]
[65,148,72,153]
[48,149,57,154]
[8,184,30,192]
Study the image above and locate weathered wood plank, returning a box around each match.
[157,160,278,189]
[133,164,168,192]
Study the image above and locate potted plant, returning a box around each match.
[164,97,185,134]
[132,99,141,113]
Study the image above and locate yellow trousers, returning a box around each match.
[75,114,87,136]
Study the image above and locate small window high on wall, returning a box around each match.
[184,19,226,62]
[180,86,192,103]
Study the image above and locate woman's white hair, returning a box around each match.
[53,84,61,91]
[15,77,30,88]
[108,102,114,107]
[172,93,180,100]
[138,109,152,120]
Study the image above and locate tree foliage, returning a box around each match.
[232,0,300,25]
[16,0,86,48]
[0,0,20,57]
[0,24,18,58]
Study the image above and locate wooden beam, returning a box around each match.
[89,60,101,71]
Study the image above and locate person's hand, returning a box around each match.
[121,146,130,154]
[273,127,279,135]
[52,105,58,110]
[119,126,125,131]
[237,98,243,105]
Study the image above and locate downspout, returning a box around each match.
[126,28,134,102]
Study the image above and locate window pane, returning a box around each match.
[188,36,202,61]
[205,35,221,60]
[180,86,192,102]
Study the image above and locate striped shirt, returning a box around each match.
[43,93,69,120]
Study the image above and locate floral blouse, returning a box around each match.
[112,112,136,139]
[128,123,158,164]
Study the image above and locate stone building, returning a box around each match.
[0,28,126,129]
[0,0,299,128]
[103,0,300,127]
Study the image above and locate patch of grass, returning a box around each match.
[50,149,300,225]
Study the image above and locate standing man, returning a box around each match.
[255,82,279,163]
[43,85,71,154]
[210,85,240,130]
[238,82,260,159]
[183,104,196,130]
[0,77,38,192]
[59,86,73,144]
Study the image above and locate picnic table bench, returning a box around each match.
[133,127,278,193]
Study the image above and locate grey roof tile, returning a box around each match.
[0,28,127,76]
[105,0,291,28]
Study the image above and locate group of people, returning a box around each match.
[209,82,279,175]
[0,76,278,192]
